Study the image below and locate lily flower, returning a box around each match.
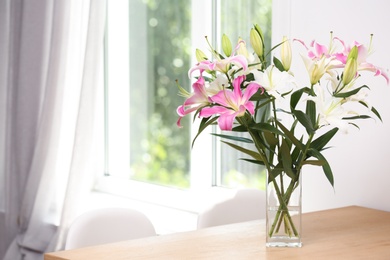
[334,36,389,84]
[295,38,340,85]
[295,38,332,60]
[199,75,261,130]
[359,63,389,84]
[236,37,250,58]
[301,54,335,85]
[309,85,350,133]
[188,41,249,77]
[176,75,211,127]
[252,65,295,99]
[207,74,229,96]
[188,55,248,77]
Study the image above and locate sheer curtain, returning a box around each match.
[0,0,106,259]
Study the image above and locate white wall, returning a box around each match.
[273,0,390,212]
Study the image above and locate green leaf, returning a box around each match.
[291,145,301,163]
[370,106,382,122]
[221,140,264,162]
[290,89,304,111]
[334,85,369,98]
[273,57,285,72]
[263,131,278,146]
[306,100,317,129]
[281,88,294,98]
[280,139,295,178]
[191,117,218,147]
[268,167,283,183]
[290,87,311,111]
[211,133,253,143]
[232,124,248,132]
[251,122,285,137]
[275,108,293,115]
[307,148,334,187]
[293,110,315,134]
[348,122,360,129]
[201,75,213,83]
[250,91,270,102]
[310,128,338,152]
[250,129,274,153]
[275,120,304,150]
[342,115,372,120]
[240,158,265,166]
[255,100,272,122]
[302,160,325,166]
[359,101,382,122]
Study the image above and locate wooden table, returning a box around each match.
[45,206,390,259]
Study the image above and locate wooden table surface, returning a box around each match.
[44,206,390,259]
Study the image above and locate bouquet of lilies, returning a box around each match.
[176,24,388,238]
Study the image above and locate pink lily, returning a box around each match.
[333,38,363,64]
[334,37,389,84]
[176,75,211,127]
[295,38,341,85]
[294,39,332,60]
[188,41,249,78]
[199,75,260,131]
[188,54,248,77]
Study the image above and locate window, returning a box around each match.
[96,0,272,205]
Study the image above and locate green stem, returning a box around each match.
[269,175,300,237]
[267,98,301,238]
[236,102,309,239]
[237,114,298,238]
[270,130,315,237]
[235,117,293,237]
[274,175,300,235]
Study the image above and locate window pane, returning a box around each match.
[104,0,272,191]
[129,1,192,188]
[106,0,192,188]
[217,0,272,189]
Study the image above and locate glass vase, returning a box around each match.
[266,170,302,247]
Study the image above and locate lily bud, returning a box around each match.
[310,64,324,85]
[236,37,249,58]
[342,46,358,85]
[195,49,208,62]
[343,59,357,85]
[281,36,292,71]
[221,34,232,57]
[250,28,263,57]
[254,24,264,42]
[347,45,359,60]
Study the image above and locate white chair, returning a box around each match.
[65,207,157,249]
[197,188,266,229]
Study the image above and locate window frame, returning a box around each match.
[94,0,217,212]
[94,0,273,212]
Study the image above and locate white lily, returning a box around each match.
[252,65,295,99]
[310,85,351,133]
[207,74,229,96]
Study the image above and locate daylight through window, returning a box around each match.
[100,0,272,195]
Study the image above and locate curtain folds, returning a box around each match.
[1,1,106,259]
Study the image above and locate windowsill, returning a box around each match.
[91,176,241,235]
[87,191,198,235]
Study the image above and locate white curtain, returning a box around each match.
[0,0,106,259]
